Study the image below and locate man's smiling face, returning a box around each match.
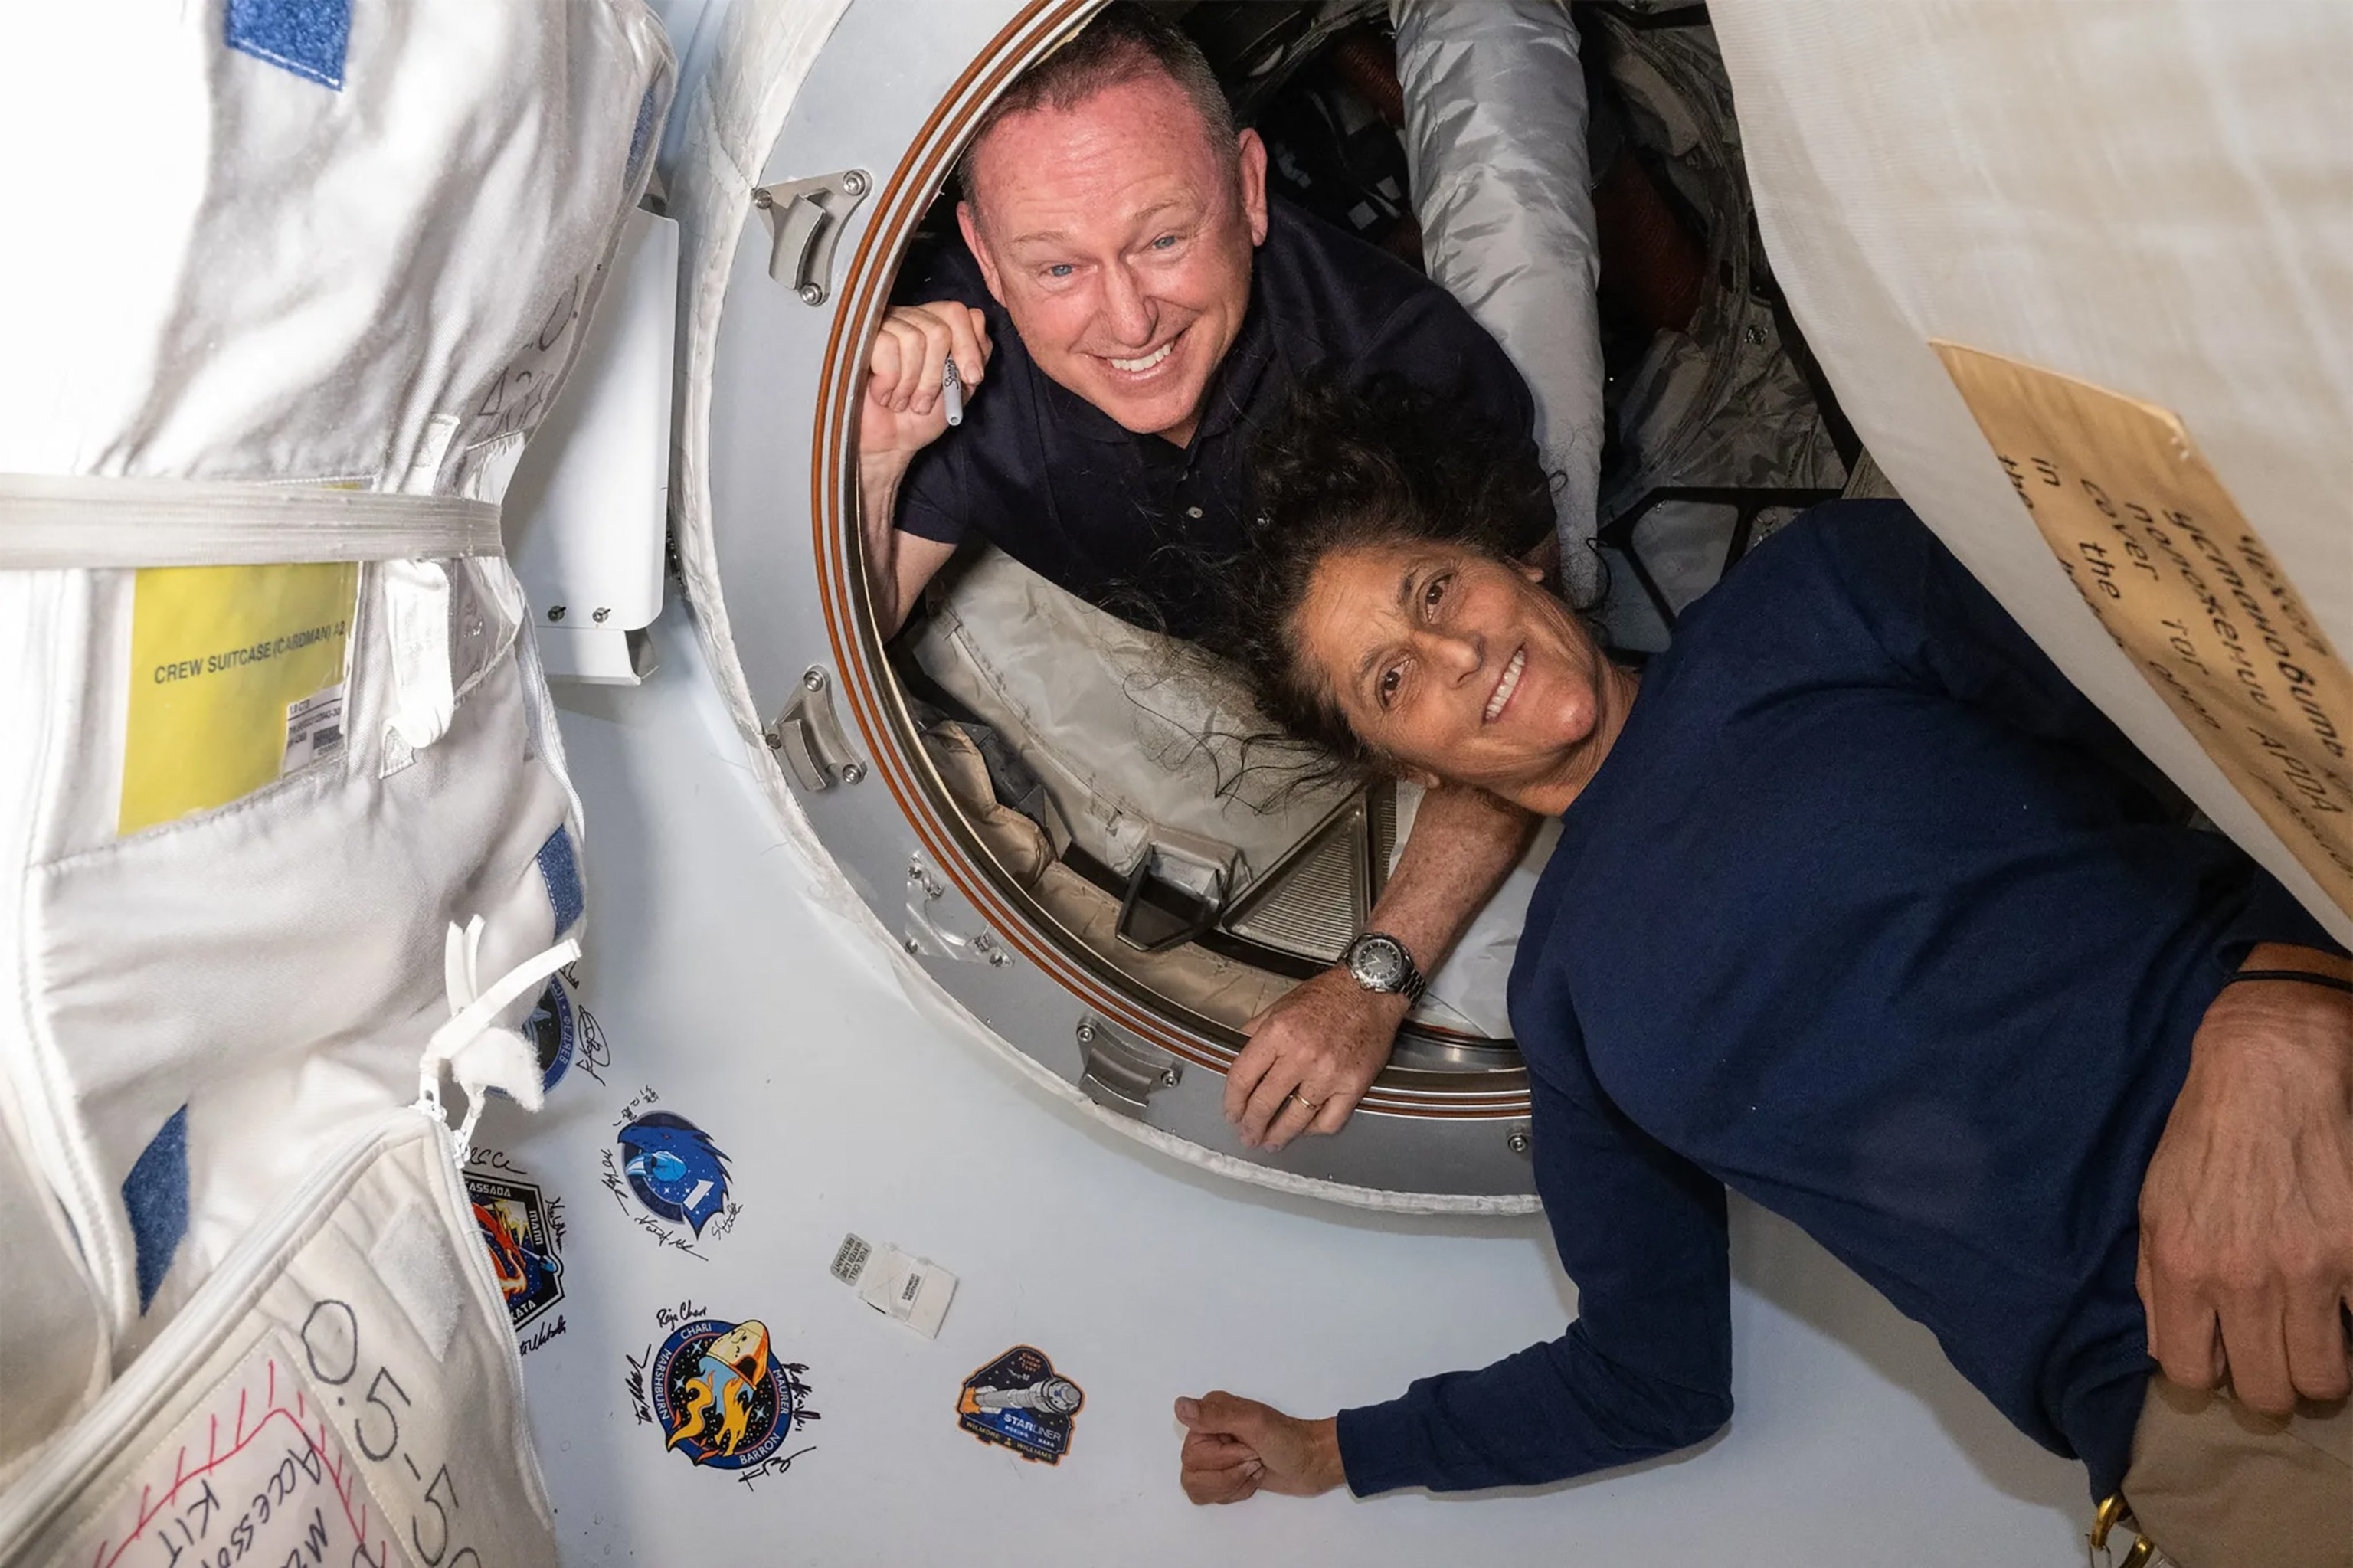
[957,70,1268,447]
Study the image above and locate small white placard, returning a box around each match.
[282,683,347,773]
[830,1232,957,1339]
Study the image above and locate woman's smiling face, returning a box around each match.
[1291,541,1625,808]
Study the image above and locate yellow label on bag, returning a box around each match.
[1934,342,2353,918]
[119,562,359,835]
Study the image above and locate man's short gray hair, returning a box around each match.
[957,2,1240,217]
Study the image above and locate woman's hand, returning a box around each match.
[861,302,990,469]
[1175,1393,1346,1504]
[2137,944,2353,1414]
[1226,787,1538,1150]
[1226,969,1408,1149]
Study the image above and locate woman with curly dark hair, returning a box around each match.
[1175,381,2353,1566]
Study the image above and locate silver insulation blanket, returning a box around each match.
[1392,0,1605,603]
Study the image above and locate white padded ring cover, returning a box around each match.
[1710,0,2352,943]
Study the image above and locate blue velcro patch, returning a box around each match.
[627,85,661,185]
[225,0,350,90]
[537,827,584,934]
[123,1106,191,1314]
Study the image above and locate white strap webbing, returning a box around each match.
[0,473,503,568]
[417,916,581,1166]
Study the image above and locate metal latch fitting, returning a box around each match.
[1075,1018,1180,1118]
[765,666,866,791]
[900,852,1009,967]
[1114,843,1235,954]
[752,169,872,306]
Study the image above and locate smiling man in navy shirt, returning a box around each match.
[856,4,1558,1143]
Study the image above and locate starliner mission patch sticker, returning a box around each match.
[626,1301,818,1485]
[957,1345,1085,1465]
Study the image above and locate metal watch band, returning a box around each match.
[1346,931,1427,1003]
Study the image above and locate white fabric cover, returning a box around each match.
[1392,0,1606,604]
[0,0,673,1481]
[1392,785,1561,1040]
[0,1111,558,1568]
[1710,0,2351,944]
[911,548,1356,887]
[0,1111,106,1494]
[665,0,857,787]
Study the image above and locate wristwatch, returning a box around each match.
[1341,931,1426,1003]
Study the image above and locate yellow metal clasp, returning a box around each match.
[2088,1494,2156,1567]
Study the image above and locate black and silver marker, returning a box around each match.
[941,355,965,427]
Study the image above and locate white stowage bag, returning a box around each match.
[1709,0,2352,945]
[910,548,1359,889]
[0,1112,558,1568]
[0,0,673,1504]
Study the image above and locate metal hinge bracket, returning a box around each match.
[753,169,872,306]
[898,852,1010,967]
[764,665,867,791]
[1075,1018,1181,1118]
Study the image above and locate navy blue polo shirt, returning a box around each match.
[894,198,1546,640]
[1335,502,2342,1502]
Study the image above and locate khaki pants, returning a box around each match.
[2122,1375,2352,1568]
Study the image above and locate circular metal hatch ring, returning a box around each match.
[684,0,1537,1205]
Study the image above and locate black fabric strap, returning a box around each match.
[2221,967,2353,997]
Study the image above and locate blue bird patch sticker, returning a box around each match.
[619,1111,731,1234]
[601,1088,743,1256]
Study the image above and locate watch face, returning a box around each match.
[1351,936,1409,990]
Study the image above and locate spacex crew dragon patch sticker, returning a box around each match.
[625,1301,819,1485]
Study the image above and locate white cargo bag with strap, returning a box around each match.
[0,0,673,1516]
[0,1110,556,1568]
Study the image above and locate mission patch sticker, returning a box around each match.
[625,1302,819,1485]
[465,1169,564,1334]
[957,1346,1085,1465]
[598,1086,742,1258]
[522,975,578,1093]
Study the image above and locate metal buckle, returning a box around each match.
[1075,1017,1180,1118]
[765,665,867,791]
[2088,1495,2157,1568]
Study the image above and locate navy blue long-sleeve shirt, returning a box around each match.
[1337,502,2341,1501]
